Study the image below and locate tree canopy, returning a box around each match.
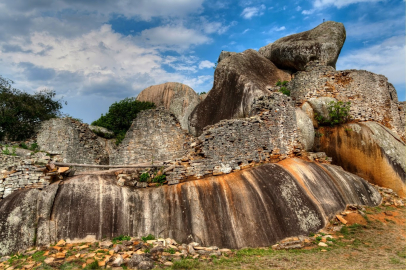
[0,75,64,141]
[91,97,155,144]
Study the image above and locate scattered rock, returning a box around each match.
[111,255,124,267]
[318,242,328,247]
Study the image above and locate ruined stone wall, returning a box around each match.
[110,108,196,165]
[37,118,109,169]
[0,154,49,200]
[166,93,302,183]
[289,65,405,140]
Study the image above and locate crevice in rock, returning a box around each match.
[50,181,63,221]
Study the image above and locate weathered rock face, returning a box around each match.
[0,158,381,255]
[189,49,291,136]
[36,118,109,169]
[314,122,406,197]
[89,125,114,137]
[288,65,405,141]
[136,82,200,132]
[295,108,315,151]
[263,21,346,71]
[110,108,195,165]
[217,51,236,63]
[307,97,337,122]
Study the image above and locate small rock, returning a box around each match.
[336,214,348,225]
[164,261,173,266]
[384,211,393,216]
[138,260,154,270]
[219,248,232,253]
[112,255,124,267]
[44,257,54,265]
[100,240,113,249]
[318,242,328,247]
[187,244,196,255]
[114,244,125,253]
[56,239,66,247]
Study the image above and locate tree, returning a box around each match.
[0,75,64,141]
[91,97,155,144]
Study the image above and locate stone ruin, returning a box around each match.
[0,20,405,257]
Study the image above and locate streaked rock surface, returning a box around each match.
[0,158,381,255]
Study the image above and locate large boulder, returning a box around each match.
[295,108,315,151]
[0,158,381,255]
[136,82,200,132]
[307,97,337,122]
[260,21,346,71]
[189,49,291,136]
[315,121,406,197]
[288,66,405,141]
[217,51,236,63]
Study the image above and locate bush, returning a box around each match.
[141,234,155,242]
[0,75,64,141]
[279,87,290,96]
[316,101,351,126]
[139,172,149,182]
[91,97,155,145]
[152,174,166,184]
[276,80,288,87]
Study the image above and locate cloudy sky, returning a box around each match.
[0,0,404,123]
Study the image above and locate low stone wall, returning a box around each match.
[166,93,302,183]
[0,154,49,200]
[289,64,405,140]
[110,108,196,165]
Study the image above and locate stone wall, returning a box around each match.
[166,93,302,183]
[0,154,49,200]
[288,64,405,140]
[110,108,196,165]
[37,118,109,169]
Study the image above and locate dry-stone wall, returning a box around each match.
[111,108,196,165]
[37,118,109,169]
[0,154,49,200]
[288,64,405,140]
[166,93,301,184]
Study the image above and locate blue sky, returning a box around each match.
[0,0,404,124]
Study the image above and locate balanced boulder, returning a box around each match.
[189,49,291,136]
[260,21,346,71]
[136,82,200,132]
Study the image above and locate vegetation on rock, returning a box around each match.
[315,101,351,126]
[0,75,64,141]
[91,97,155,145]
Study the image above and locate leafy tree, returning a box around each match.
[91,97,155,145]
[0,75,64,141]
[315,101,351,126]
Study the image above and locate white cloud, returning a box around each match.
[273,26,286,31]
[296,6,302,11]
[241,4,266,19]
[302,9,315,15]
[198,60,215,69]
[313,0,383,9]
[138,25,211,51]
[242,28,250,34]
[337,36,405,85]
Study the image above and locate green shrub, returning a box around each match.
[91,97,155,145]
[0,75,64,141]
[20,142,28,149]
[199,91,207,95]
[112,235,131,244]
[276,80,288,86]
[139,172,149,182]
[165,248,176,254]
[152,174,166,184]
[29,142,39,152]
[279,87,290,96]
[316,101,351,126]
[141,234,155,242]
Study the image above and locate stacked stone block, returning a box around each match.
[288,64,405,140]
[0,154,49,200]
[110,108,196,165]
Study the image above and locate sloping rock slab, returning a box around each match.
[315,122,406,197]
[136,82,200,132]
[0,159,381,255]
[189,49,291,136]
[264,21,345,71]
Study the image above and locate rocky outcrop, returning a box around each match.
[295,108,314,151]
[261,21,345,71]
[314,122,406,197]
[217,51,236,63]
[136,82,200,132]
[110,108,195,165]
[36,118,109,169]
[307,97,337,122]
[189,49,291,136]
[0,158,381,255]
[288,65,405,141]
[89,125,114,138]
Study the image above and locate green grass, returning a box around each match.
[112,235,131,244]
[165,248,176,254]
[32,251,46,262]
[171,258,200,269]
[141,234,155,242]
